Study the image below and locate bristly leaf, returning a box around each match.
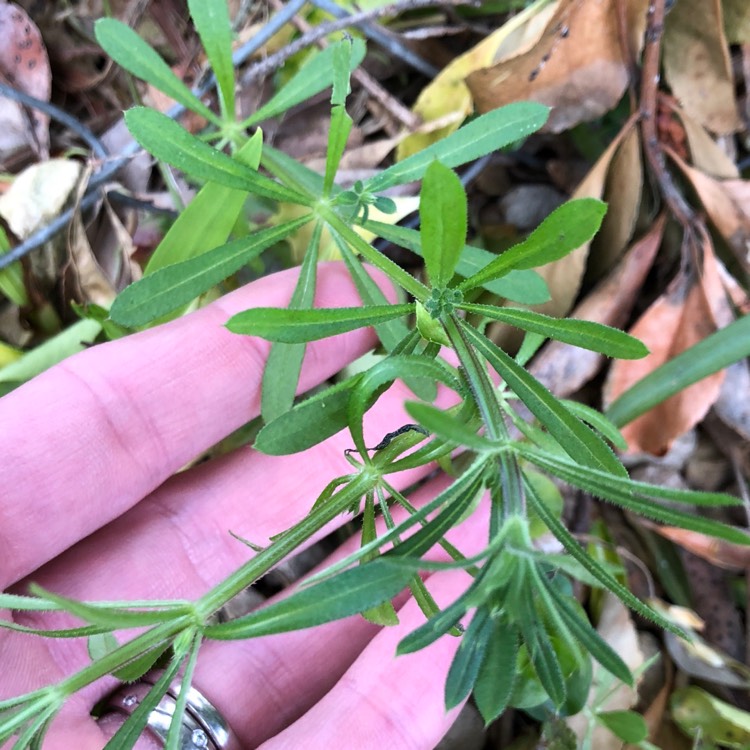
[226,303,414,343]
[404,401,492,452]
[365,102,549,193]
[244,39,365,127]
[324,106,353,195]
[461,321,627,477]
[331,37,353,106]
[261,222,323,423]
[473,619,518,725]
[94,19,217,123]
[458,304,648,360]
[445,607,494,709]
[203,559,412,639]
[124,107,309,205]
[458,199,607,291]
[420,161,467,288]
[110,216,311,327]
[187,0,235,120]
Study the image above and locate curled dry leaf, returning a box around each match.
[674,105,739,179]
[0,1,51,158]
[467,0,648,133]
[0,158,82,239]
[604,237,728,456]
[395,0,556,160]
[662,0,741,135]
[530,214,665,398]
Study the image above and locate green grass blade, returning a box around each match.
[187,0,235,119]
[124,107,309,205]
[461,321,626,476]
[459,304,648,359]
[95,19,216,123]
[606,313,750,427]
[226,303,414,343]
[110,216,311,327]
[365,102,549,193]
[458,199,607,291]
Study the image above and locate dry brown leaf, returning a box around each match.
[530,214,664,398]
[588,125,642,278]
[670,152,750,269]
[675,106,739,179]
[645,525,750,572]
[0,1,51,158]
[663,0,741,134]
[603,239,728,455]
[467,0,648,133]
[723,0,750,44]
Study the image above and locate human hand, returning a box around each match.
[0,263,486,750]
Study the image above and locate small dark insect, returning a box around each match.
[345,424,430,457]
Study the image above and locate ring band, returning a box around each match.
[99,670,240,750]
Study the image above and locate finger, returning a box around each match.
[0,262,393,588]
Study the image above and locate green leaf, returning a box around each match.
[87,631,119,662]
[607,313,750,427]
[226,302,414,343]
[473,619,518,725]
[365,220,550,304]
[560,400,628,451]
[124,107,309,205]
[404,401,493,452]
[144,131,263,274]
[203,559,412,639]
[331,37,353,106]
[420,161,467,288]
[261,222,322,422]
[397,595,471,655]
[113,641,172,683]
[458,199,607,291]
[244,39,365,127]
[94,19,216,122]
[460,322,626,476]
[187,0,235,119]
[542,579,632,685]
[110,216,311,327]
[415,300,451,347]
[261,143,325,199]
[325,106,353,195]
[366,102,549,193]
[459,304,648,360]
[596,711,648,743]
[521,616,566,708]
[445,607,493,709]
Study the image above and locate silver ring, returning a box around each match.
[99,670,240,750]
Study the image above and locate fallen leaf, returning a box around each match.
[603,235,728,455]
[0,1,52,158]
[530,215,664,398]
[643,524,750,572]
[674,106,739,179]
[672,686,750,747]
[467,0,648,133]
[396,0,557,160]
[662,0,741,134]
[0,159,82,239]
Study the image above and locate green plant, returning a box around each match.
[1,3,748,748]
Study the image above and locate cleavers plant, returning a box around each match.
[1,2,748,748]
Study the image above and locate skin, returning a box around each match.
[0,263,488,750]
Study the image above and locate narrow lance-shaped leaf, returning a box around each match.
[459,304,648,360]
[187,0,235,119]
[473,619,519,725]
[405,401,494,452]
[364,220,550,305]
[461,321,627,477]
[226,303,414,343]
[145,130,263,274]
[110,216,312,327]
[365,102,549,193]
[331,37,353,106]
[243,39,366,127]
[445,607,494,709]
[124,107,309,205]
[203,559,413,640]
[261,221,322,422]
[420,161,467,288]
[325,106,353,195]
[458,199,607,291]
[94,19,216,123]
[606,313,750,427]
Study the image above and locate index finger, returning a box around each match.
[0,262,394,588]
